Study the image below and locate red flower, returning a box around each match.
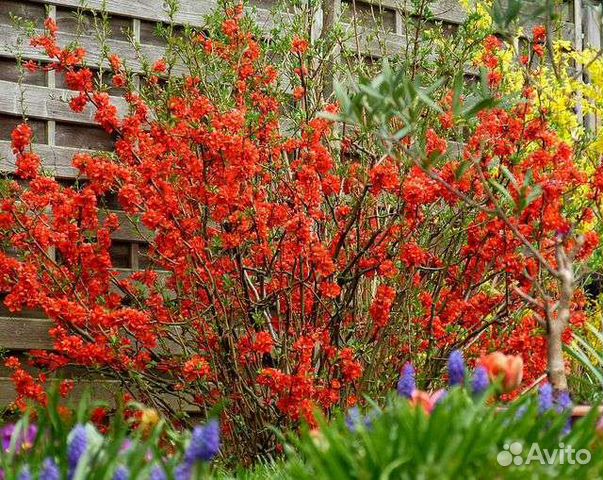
[182,356,211,382]
[293,87,305,101]
[291,36,309,55]
[44,18,58,36]
[152,59,167,73]
[112,74,126,88]
[23,60,38,73]
[340,348,362,381]
[410,389,446,415]
[533,44,545,58]
[65,68,94,92]
[425,128,447,157]
[254,332,275,355]
[11,123,33,153]
[109,54,123,71]
[59,379,75,398]
[533,25,546,43]
[16,152,41,179]
[369,285,396,329]
[319,281,341,298]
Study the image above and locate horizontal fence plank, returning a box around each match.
[107,211,152,242]
[30,0,466,26]
[0,377,120,406]
[29,0,217,26]
[0,314,184,354]
[0,79,127,125]
[0,376,202,412]
[7,2,575,68]
[0,23,166,74]
[27,0,289,33]
[0,316,53,350]
[0,141,81,177]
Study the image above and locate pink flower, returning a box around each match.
[409,389,446,414]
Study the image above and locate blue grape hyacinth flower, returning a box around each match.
[185,419,220,463]
[18,466,32,480]
[471,366,490,396]
[113,466,129,480]
[397,363,416,398]
[149,466,167,480]
[538,383,553,413]
[175,419,221,479]
[448,350,465,386]
[68,424,88,478]
[345,406,362,432]
[40,458,60,480]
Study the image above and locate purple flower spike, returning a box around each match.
[538,383,553,413]
[448,350,465,386]
[18,466,32,480]
[397,363,416,398]
[363,409,379,430]
[174,463,191,480]
[40,458,60,480]
[150,466,167,480]
[185,419,220,463]
[1,424,37,453]
[471,366,490,396]
[555,391,572,412]
[0,424,12,452]
[554,391,573,435]
[113,466,129,480]
[345,407,362,432]
[68,424,88,475]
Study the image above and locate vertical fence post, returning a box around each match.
[583,1,602,131]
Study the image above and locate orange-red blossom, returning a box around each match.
[479,352,524,393]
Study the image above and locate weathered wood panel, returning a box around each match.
[0,57,47,86]
[0,141,83,177]
[0,24,167,73]
[26,0,467,26]
[0,116,47,143]
[0,317,54,350]
[55,122,114,150]
[0,0,46,27]
[105,211,152,242]
[0,378,120,406]
[0,80,127,125]
[54,5,133,41]
[341,0,398,33]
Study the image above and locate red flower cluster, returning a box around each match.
[5,357,47,410]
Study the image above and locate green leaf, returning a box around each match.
[489,180,516,208]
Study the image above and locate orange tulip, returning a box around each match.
[479,352,523,393]
[410,389,446,414]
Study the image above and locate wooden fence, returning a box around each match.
[0,0,600,406]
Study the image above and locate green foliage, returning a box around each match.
[333,61,497,152]
[286,390,603,480]
[4,388,601,478]
[566,323,603,404]
[0,389,211,480]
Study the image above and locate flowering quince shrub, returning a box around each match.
[0,390,220,480]
[0,1,602,460]
[288,351,603,480]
